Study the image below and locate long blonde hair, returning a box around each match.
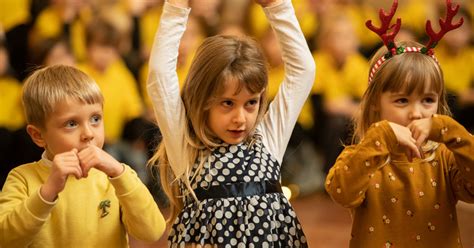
[353,40,451,143]
[149,35,268,223]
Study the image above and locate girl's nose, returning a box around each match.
[409,104,422,120]
[232,108,246,124]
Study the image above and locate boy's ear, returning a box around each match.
[26,124,46,148]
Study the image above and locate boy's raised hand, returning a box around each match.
[41,149,82,202]
[77,145,124,178]
[388,122,422,162]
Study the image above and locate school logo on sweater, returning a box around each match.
[98,200,111,218]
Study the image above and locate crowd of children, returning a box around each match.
[0,0,472,247]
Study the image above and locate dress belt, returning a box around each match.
[194,180,282,200]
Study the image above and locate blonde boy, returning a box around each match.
[0,65,165,247]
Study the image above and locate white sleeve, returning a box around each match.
[259,0,316,164]
[146,2,191,178]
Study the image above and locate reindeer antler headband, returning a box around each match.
[366,0,464,84]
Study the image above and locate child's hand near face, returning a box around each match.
[407,117,433,148]
[78,145,124,178]
[388,122,422,162]
[41,149,83,201]
[40,146,124,202]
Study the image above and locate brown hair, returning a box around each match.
[149,35,268,223]
[85,17,121,48]
[353,40,451,142]
[22,65,103,128]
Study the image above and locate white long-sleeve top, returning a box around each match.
[147,0,315,179]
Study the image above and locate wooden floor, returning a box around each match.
[131,192,474,247]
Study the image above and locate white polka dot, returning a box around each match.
[215,161,223,169]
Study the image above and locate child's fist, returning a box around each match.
[78,145,124,178]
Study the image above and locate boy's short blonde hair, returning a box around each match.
[22,65,103,128]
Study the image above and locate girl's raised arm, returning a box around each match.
[146,1,190,177]
[259,0,316,164]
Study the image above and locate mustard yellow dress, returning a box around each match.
[326,115,474,247]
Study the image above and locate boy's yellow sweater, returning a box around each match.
[0,155,165,247]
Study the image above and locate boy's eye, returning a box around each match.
[91,115,102,124]
[65,120,77,128]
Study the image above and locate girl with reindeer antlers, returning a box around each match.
[325,0,474,247]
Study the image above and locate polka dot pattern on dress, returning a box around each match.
[169,136,307,247]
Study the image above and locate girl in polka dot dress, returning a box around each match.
[146,0,315,247]
[325,1,474,247]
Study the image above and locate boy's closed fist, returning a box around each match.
[78,145,124,178]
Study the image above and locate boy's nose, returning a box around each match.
[81,125,94,142]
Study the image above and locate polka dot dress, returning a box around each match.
[168,137,307,247]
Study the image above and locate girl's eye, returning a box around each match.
[91,115,102,124]
[247,99,259,106]
[222,100,233,107]
[423,97,436,104]
[394,98,408,104]
[65,120,77,128]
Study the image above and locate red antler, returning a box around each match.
[365,0,401,50]
[425,0,464,50]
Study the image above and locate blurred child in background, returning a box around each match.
[311,10,368,174]
[0,38,24,187]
